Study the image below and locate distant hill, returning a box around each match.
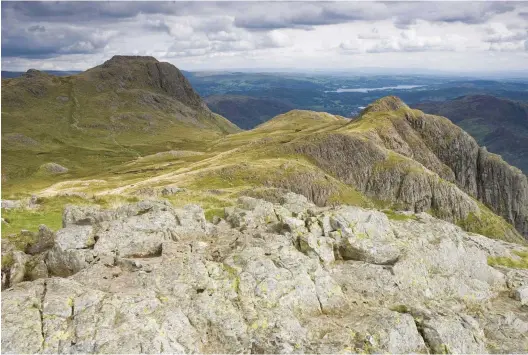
[414,95,528,173]
[205,95,295,129]
[1,56,239,189]
[1,70,82,78]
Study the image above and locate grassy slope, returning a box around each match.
[1,66,239,197]
[2,91,525,246]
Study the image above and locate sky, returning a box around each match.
[2,1,528,73]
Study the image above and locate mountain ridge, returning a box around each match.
[2,56,527,244]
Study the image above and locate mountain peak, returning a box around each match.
[360,96,408,116]
[102,55,159,67]
[24,68,47,78]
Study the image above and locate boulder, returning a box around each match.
[26,225,55,255]
[39,162,68,174]
[513,286,528,305]
[1,200,21,209]
[160,185,185,196]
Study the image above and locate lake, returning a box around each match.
[328,85,426,93]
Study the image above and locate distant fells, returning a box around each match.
[2,56,528,354]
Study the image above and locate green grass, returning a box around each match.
[383,210,418,221]
[1,195,88,237]
[205,208,226,222]
[456,207,525,244]
[1,252,15,269]
[1,195,139,239]
[487,250,528,269]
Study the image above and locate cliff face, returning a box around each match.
[414,95,528,174]
[477,148,528,236]
[399,106,528,237]
[292,97,528,240]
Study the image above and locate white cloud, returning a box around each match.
[484,22,528,43]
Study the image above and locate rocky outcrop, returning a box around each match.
[2,194,527,353]
[97,56,206,111]
[400,107,528,237]
[291,97,528,239]
[477,148,528,237]
[38,162,68,175]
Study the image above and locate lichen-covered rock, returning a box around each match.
[26,225,55,255]
[55,225,95,250]
[421,314,487,354]
[513,286,528,305]
[38,162,68,174]
[160,185,185,196]
[2,194,528,354]
[7,251,30,287]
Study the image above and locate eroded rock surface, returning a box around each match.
[2,194,528,353]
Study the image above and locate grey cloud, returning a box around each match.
[483,23,528,44]
[4,2,518,33]
[144,19,172,35]
[2,23,116,58]
[232,2,517,31]
[394,2,515,27]
[28,24,45,32]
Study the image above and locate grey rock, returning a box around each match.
[26,254,49,281]
[26,225,55,255]
[331,206,400,264]
[1,199,21,209]
[8,251,30,287]
[421,314,487,354]
[160,185,185,196]
[2,195,528,354]
[62,204,113,227]
[513,286,528,305]
[55,225,95,250]
[280,191,314,215]
[39,162,68,174]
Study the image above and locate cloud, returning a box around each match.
[1,1,527,72]
[489,41,526,52]
[231,2,517,31]
[28,25,45,33]
[165,27,291,58]
[339,29,461,54]
[393,2,515,28]
[484,23,528,43]
[2,23,117,58]
[358,28,383,40]
[339,38,365,54]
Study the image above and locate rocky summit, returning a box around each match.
[2,193,528,353]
